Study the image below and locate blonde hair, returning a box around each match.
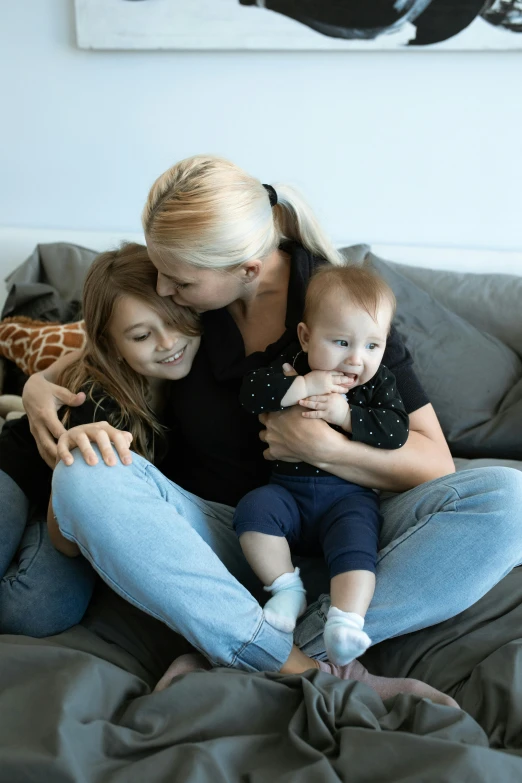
[303,264,396,328]
[59,243,201,462]
[142,154,344,270]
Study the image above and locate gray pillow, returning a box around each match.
[389,263,522,360]
[363,251,522,460]
[5,243,98,304]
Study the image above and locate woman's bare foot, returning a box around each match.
[317,659,459,708]
[279,644,321,674]
[154,653,212,693]
[155,647,458,710]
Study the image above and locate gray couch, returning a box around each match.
[1,244,522,781]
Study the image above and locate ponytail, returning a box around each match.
[143,154,343,269]
[273,183,344,266]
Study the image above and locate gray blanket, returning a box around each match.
[1,568,522,782]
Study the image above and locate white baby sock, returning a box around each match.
[263,568,307,633]
[324,606,372,666]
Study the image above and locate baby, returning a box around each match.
[233,264,409,666]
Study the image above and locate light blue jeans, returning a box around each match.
[52,452,522,671]
[0,469,96,636]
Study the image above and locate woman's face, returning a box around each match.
[147,244,244,312]
[109,295,201,381]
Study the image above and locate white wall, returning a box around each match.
[1,0,521,256]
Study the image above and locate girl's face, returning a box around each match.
[147,244,244,312]
[109,295,200,381]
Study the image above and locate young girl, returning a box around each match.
[234,264,408,666]
[0,243,201,631]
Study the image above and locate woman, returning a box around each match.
[22,155,522,700]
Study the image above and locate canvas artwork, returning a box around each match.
[75,0,522,50]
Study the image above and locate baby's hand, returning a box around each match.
[299,392,351,430]
[302,370,351,398]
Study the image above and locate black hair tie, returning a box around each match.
[262,184,278,207]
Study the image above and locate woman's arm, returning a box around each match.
[259,403,455,492]
[46,493,80,557]
[22,350,85,467]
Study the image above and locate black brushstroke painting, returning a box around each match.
[239,0,522,44]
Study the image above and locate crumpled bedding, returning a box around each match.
[1,567,522,782]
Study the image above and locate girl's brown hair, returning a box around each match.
[59,243,201,461]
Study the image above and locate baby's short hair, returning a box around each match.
[303,263,396,329]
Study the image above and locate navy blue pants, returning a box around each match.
[233,473,381,578]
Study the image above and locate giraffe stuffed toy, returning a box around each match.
[0,316,86,376]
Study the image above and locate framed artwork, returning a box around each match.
[75,0,522,51]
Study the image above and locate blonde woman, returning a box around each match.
[23,156,522,704]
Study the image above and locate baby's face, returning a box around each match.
[298,292,392,389]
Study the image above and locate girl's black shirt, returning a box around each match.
[0,393,123,509]
[164,242,429,507]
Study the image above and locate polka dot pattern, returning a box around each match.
[239,344,410,461]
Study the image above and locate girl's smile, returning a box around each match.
[156,345,188,365]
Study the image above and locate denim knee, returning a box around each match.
[453,466,522,540]
[486,465,522,522]
[0,519,96,636]
[462,464,522,498]
[52,448,143,536]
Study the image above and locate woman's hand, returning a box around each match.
[57,422,133,467]
[258,406,340,464]
[23,372,86,467]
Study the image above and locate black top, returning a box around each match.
[0,393,123,509]
[240,345,410,445]
[239,345,409,476]
[163,242,428,505]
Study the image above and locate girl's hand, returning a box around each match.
[302,370,352,398]
[299,393,352,431]
[22,372,86,468]
[57,422,133,467]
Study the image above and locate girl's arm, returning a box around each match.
[259,403,455,492]
[46,492,80,557]
[22,350,85,467]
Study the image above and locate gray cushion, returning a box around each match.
[4,243,98,304]
[342,248,522,461]
[389,263,522,359]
